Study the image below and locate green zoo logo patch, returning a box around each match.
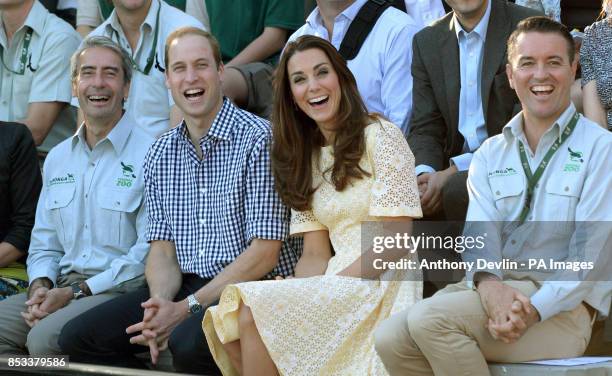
[116,162,136,187]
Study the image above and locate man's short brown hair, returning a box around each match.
[507,16,576,64]
[164,27,222,69]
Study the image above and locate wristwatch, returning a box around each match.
[187,294,202,314]
[70,282,87,300]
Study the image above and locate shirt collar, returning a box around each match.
[454,0,492,41]
[107,0,158,35]
[178,97,237,144]
[23,0,48,36]
[503,103,576,143]
[306,0,369,29]
[72,112,135,154]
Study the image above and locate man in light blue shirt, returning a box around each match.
[406,0,540,220]
[0,36,153,356]
[375,17,611,375]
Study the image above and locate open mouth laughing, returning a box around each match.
[184,88,205,102]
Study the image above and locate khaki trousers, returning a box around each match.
[374,280,593,376]
[0,273,143,356]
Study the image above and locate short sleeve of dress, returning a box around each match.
[289,208,326,236]
[367,120,423,218]
[580,24,596,86]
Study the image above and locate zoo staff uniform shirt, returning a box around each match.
[27,114,155,294]
[464,103,612,321]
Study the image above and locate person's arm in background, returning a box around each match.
[22,28,81,145]
[76,0,102,38]
[0,124,42,267]
[580,25,607,129]
[21,102,66,146]
[226,27,287,67]
[380,18,418,132]
[582,81,607,129]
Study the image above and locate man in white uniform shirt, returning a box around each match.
[0,36,154,356]
[80,0,204,137]
[375,17,611,375]
[0,0,80,155]
[288,0,420,132]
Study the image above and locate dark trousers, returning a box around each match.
[441,170,469,221]
[58,274,220,375]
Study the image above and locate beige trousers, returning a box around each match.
[0,273,144,356]
[374,280,593,376]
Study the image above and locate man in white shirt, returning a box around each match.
[406,0,539,220]
[288,0,420,132]
[375,17,611,375]
[0,0,81,155]
[79,0,204,137]
[0,36,154,356]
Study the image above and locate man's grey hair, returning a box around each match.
[70,36,133,84]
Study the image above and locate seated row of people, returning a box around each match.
[0,15,610,375]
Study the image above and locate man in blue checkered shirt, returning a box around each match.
[59,27,301,374]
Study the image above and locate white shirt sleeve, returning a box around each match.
[530,135,612,320]
[381,22,418,131]
[26,160,64,286]
[462,143,505,285]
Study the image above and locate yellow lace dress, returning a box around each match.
[202,120,423,375]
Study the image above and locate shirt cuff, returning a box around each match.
[84,271,115,295]
[415,164,436,176]
[246,220,289,243]
[530,287,560,321]
[27,268,58,288]
[450,153,473,172]
[147,220,173,242]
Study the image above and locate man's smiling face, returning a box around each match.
[506,31,577,126]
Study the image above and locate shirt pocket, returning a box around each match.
[545,177,582,235]
[45,184,76,246]
[96,188,143,247]
[489,175,524,219]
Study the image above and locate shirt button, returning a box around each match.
[535,184,539,189]
[84,224,88,229]
[54,200,58,204]
[495,191,500,196]
[115,201,121,206]
[511,239,516,245]
[85,194,88,199]
[1,100,6,105]
[82,254,87,258]
[564,186,569,192]
[90,162,95,166]
[529,216,534,221]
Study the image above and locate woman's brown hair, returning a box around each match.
[271,35,374,211]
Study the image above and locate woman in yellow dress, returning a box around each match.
[202,35,423,376]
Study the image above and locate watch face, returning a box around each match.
[189,304,202,314]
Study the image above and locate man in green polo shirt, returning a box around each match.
[205,0,304,118]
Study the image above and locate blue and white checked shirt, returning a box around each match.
[143,99,300,278]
